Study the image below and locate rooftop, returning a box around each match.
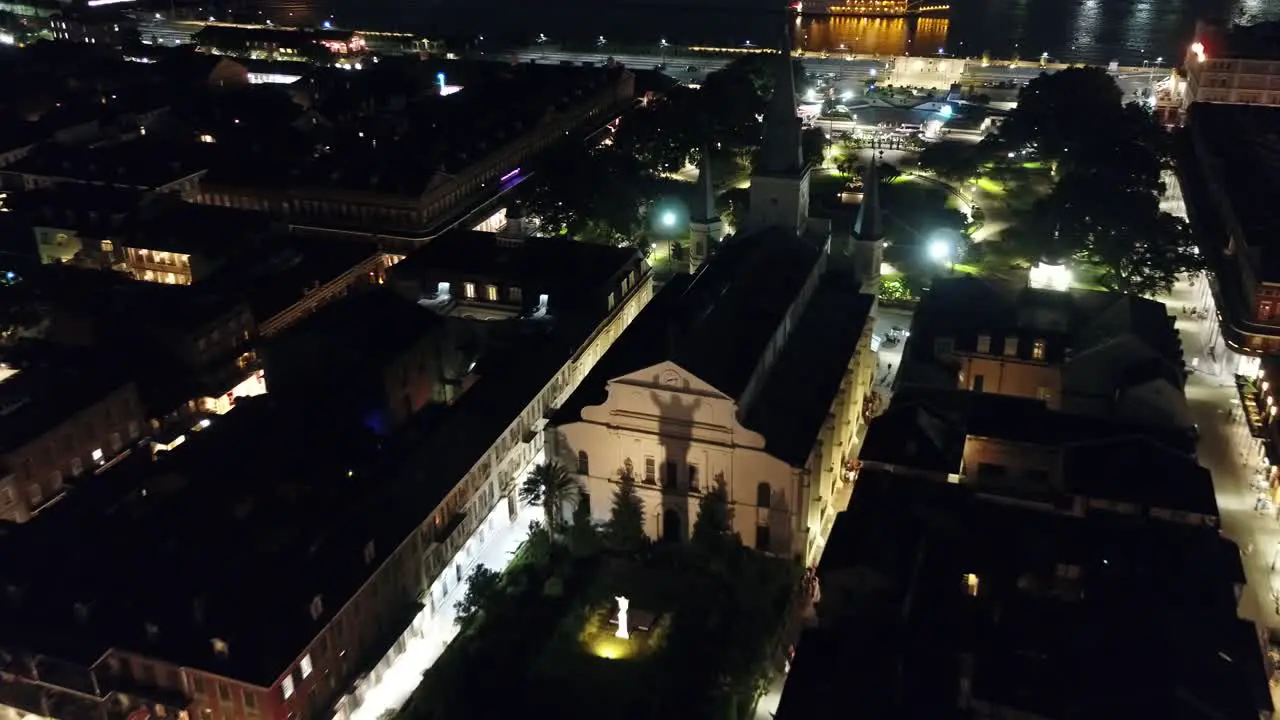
[391,230,639,301]
[743,271,874,466]
[859,386,1197,472]
[0,344,133,457]
[1185,103,1280,279]
[1,138,211,190]
[0,397,387,684]
[204,240,381,323]
[556,229,825,422]
[204,60,627,197]
[266,287,441,375]
[780,471,1269,719]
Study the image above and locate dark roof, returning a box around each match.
[1062,436,1219,516]
[390,230,638,300]
[0,397,387,683]
[743,272,874,466]
[1186,102,1280,278]
[555,228,824,425]
[902,277,1181,387]
[789,471,1270,719]
[1,138,210,190]
[206,60,629,197]
[267,287,440,372]
[858,387,1197,472]
[0,345,133,456]
[28,264,248,331]
[205,241,380,324]
[122,201,276,257]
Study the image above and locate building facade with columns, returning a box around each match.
[548,42,878,566]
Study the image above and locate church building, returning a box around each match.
[546,37,880,566]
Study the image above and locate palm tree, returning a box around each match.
[518,462,581,534]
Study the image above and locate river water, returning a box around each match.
[249,0,1279,64]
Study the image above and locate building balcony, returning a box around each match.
[434,512,467,544]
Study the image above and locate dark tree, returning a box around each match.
[691,482,738,554]
[916,141,982,182]
[605,476,647,553]
[453,565,502,631]
[568,493,600,556]
[999,66,1124,163]
[801,126,828,168]
[518,461,580,535]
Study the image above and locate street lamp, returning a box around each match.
[659,37,668,63]
[661,210,678,228]
[597,35,606,48]
[928,239,951,263]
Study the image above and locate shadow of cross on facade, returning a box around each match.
[649,381,702,545]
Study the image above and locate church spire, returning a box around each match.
[853,156,883,242]
[688,147,722,273]
[755,27,804,178]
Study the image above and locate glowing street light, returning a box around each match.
[661,210,678,228]
[928,239,952,262]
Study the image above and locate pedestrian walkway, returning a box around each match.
[1157,277,1280,634]
[348,502,540,720]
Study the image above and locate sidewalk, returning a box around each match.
[1158,278,1280,632]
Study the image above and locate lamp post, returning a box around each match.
[659,37,668,64]
[928,237,954,274]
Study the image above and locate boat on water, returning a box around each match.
[789,0,949,18]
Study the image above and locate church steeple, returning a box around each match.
[744,24,813,237]
[853,156,883,242]
[688,147,722,273]
[849,153,885,292]
[756,31,803,177]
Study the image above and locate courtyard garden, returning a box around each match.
[396,475,800,720]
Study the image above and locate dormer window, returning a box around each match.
[1032,338,1047,361]
[976,335,990,354]
[463,282,476,299]
[210,638,229,657]
[508,286,523,303]
[309,595,324,621]
[1003,338,1019,357]
[363,541,375,565]
[144,622,160,640]
[485,285,499,302]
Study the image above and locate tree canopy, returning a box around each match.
[453,565,502,632]
[605,476,647,553]
[997,65,1199,294]
[518,462,581,535]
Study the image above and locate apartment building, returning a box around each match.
[1182,20,1280,115]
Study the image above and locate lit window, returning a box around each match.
[976,334,990,354]
[1032,338,1046,361]
[91,448,103,463]
[963,573,979,596]
[300,653,313,679]
[100,240,114,252]
[509,286,523,303]
[463,282,476,299]
[281,674,294,700]
[485,285,498,302]
[608,292,616,311]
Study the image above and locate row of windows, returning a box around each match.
[967,335,1047,360]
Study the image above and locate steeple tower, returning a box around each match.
[688,148,722,273]
[853,156,883,243]
[745,25,812,237]
[850,154,885,291]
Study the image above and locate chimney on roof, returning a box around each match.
[497,200,532,245]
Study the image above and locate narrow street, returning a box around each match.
[1159,279,1280,634]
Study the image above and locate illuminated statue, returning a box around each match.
[615,596,630,639]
